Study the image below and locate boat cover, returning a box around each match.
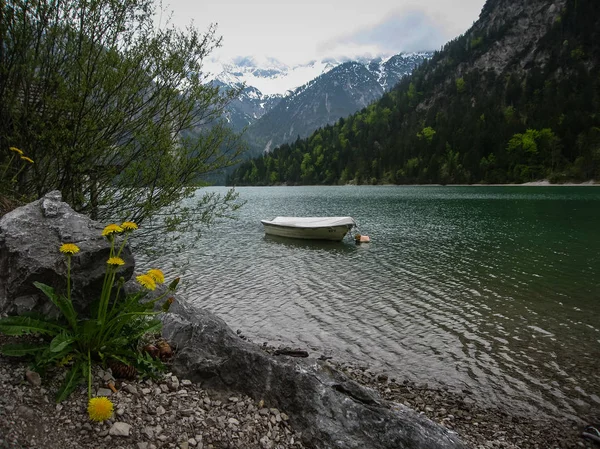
[261,217,356,228]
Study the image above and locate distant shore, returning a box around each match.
[465,179,598,186]
[371,179,600,187]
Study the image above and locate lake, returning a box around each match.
[141,186,600,420]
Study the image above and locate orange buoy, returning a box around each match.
[354,234,371,243]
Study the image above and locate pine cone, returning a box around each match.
[108,360,137,380]
[157,340,173,360]
[143,344,160,358]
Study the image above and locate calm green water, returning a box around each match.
[145,186,600,419]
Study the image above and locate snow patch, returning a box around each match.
[206,57,339,96]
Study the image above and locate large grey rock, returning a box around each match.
[0,191,134,315]
[162,300,467,449]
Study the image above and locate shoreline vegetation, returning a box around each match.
[0,332,596,449]
[228,179,600,188]
[374,180,599,186]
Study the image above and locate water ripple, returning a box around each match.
[138,186,600,420]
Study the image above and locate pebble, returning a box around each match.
[124,384,138,395]
[109,422,131,437]
[25,370,41,387]
[0,338,590,449]
[97,387,113,397]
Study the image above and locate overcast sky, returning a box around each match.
[161,0,486,66]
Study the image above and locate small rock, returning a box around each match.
[124,384,138,395]
[377,373,388,382]
[16,405,35,419]
[25,370,41,387]
[259,435,273,449]
[109,422,131,437]
[156,405,166,416]
[168,377,180,391]
[142,426,154,439]
[97,387,112,397]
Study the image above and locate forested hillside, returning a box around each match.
[241,53,431,157]
[228,0,600,186]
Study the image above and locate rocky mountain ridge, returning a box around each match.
[213,53,431,139]
[238,52,432,155]
[229,0,600,185]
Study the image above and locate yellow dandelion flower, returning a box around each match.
[59,243,80,255]
[147,269,165,284]
[102,224,123,236]
[87,397,113,422]
[136,274,156,291]
[121,221,138,231]
[9,147,23,155]
[107,257,125,266]
[20,156,34,164]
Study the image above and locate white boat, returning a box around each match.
[261,216,356,241]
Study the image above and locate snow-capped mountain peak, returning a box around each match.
[207,56,341,96]
[207,52,432,143]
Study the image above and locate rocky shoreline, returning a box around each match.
[1,336,598,449]
[257,343,598,449]
[0,342,305,449]
[323,358,595,449]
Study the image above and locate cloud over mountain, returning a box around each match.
[320,8,452,58]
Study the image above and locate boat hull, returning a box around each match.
[261,222,352,241]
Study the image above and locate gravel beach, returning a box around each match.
[1,336,598,449]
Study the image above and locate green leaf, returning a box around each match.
[0,316,64,336]
[56,361,85,403]
[34,345,74,370]
[34,282,78,330]
[56,295,78,330]
[49,333,75,353]
[107,291,147,319]
[33,282,59,302]
[0,343,47,357]
[129,320,161,341]
[79,319,102,345]
[109,353,134,366]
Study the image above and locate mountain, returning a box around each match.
[208,57,344,133]
[242,53,432,155]
[228,0,600,186]
[212,80,282,133]
[209,56,341,96]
